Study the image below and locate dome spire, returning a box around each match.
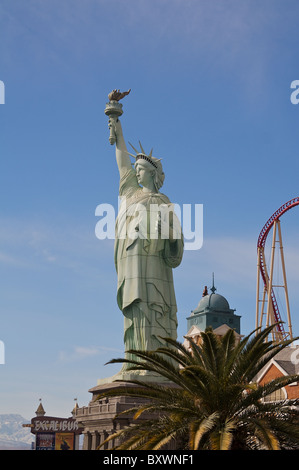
[211,272,217,294]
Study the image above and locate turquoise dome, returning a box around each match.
[187,283,241,335]
[193,293,230,314]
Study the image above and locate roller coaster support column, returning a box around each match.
[276,220,293,340]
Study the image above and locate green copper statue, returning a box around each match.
[105,90,184,375]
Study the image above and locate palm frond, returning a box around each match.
[209,419,235,450]
[189,412,219,450]
[97,324,299,450]
[250,418,280,450]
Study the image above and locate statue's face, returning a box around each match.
[135,161,154,187]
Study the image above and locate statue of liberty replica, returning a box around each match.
[105,90,184,379]
[74,91,184,448]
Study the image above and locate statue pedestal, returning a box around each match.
[96,369,171,386]
[74,381,138,450]
[75,379,177,450]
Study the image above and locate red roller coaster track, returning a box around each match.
[257,197,299,338]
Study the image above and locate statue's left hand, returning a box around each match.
[155,214,176,243]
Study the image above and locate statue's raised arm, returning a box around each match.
[105,89,132,177]
[109,117,132,177]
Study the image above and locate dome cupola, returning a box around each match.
[186,275,241,334]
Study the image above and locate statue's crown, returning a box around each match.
[135,153,158,168]
[127,142,161,169]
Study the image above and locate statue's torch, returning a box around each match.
[104,89,131,145]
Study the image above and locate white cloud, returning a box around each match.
[58,345,122,363]
[0,216,114,271]
[0,250,22,267]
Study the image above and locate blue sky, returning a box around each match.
[0,0,299,420]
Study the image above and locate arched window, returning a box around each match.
[263,387,286,402]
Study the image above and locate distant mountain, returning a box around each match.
[0,414,34,450]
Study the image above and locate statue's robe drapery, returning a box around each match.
[114,168,184,358]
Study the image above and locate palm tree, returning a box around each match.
[97,324,299,450]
